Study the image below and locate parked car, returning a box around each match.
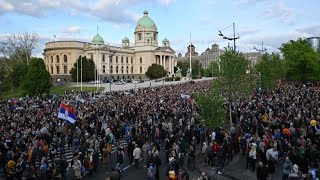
[115,80,127,85]
[138,79,144,83]
[132,80,139,84]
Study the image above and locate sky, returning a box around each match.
[0,0,319,57]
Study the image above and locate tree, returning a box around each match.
[176,61,189,77]
[255,53,285,90]
[191,59,201,79]
[70,56,95,82]
[9,63,28,88]
[195,93,226,129]
[280,38,320,83]
[145,63,167,79]
[21,58,52,96]
[0,32,38,71]
[197,48,256,126]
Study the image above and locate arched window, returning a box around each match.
[51,56,53,63]
[102,54,105,62]
[126,66,129,73]
[121,66,124,74]
[121,57,123,63]
[110,56,113,63]
[110,66,113,73]
[116,66,118,73]
[90,54,93,60]
[116,56,118,63]
[140,57,142,64]
[102,65,105,73]
[50,66,53,74]
[64,55,67,63]
[131,67,133,73]
[131,57,133,64]
[140,66,142,73]
[64,65,67,74]
[56,55,60,63]
[126,57,128,64]
[56,66,60,74]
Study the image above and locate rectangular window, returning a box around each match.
[138,33,142,40]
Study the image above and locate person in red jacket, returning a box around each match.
[212,141,220,166]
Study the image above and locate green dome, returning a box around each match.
[163,37,169,42]
[136,10,156,29]
[91,34,104,45]
[122,37,129,42]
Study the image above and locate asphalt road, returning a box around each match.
[70,77,214,93]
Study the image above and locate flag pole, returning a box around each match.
[189,33,192,78]
[81,56,83,91]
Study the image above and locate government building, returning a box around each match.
[43,10,177,82]
[177,44,262,71]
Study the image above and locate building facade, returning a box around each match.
[43,11,177,82]
[177,43,262,71]
[306,37,320,51]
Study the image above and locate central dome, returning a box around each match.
[136,10,157,29]
[91,34,104,45]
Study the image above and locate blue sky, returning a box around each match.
[0,0,319,57]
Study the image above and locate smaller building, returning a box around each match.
[306,37,320,51]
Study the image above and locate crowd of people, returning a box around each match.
[0,79,319,180]
[199,83,320,179]
[0,80,211,180]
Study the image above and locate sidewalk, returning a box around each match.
[195,154,283,180]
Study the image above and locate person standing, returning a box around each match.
[249,144,257,172]
[133,144,141,170]
[256,162,268,180]
[282,157,292,180]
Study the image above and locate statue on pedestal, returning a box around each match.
[187,68,192,78]
[175,66,182,77]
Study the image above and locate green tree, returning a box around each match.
[70,56,95,82]
[199,48,255,125]
[21,58,52,96]
[255,53,285,90]
[176,61,189,77]
[195,93,226,129]
[280,38,320,83]
[191,59,201,79]
[145,63,167,79]
[9,63,28,88]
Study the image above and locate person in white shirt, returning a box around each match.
[211,131,216,143]
[266,146,278,174]
[133,144,142,170]
[249,145,257,172]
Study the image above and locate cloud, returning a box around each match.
[296,24,320,37]
[261,1,295,24]
[0,0,172,24]
[62,26,81,34]
[156,0,175,6]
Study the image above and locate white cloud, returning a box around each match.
[62,26,81,34]
[261,1,295,24]
[296,24,320,37]
[156,0,175,6]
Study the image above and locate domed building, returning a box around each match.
[43,11,177,82]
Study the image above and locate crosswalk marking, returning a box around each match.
[36,138,127,167]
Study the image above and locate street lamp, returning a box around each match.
[109,51,115,93]
[254,41,267,54]
[218,22,240,51]
[218,22,240,126]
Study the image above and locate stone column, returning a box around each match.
[160,55,163,66]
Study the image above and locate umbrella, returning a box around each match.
[310,119,317,126]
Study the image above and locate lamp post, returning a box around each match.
[218,22,240,126]
[218,22,240,51]
[109,51,115,93]
[254,41,267,54]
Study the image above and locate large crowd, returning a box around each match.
[0,80,210,180]
[0,80,319,180]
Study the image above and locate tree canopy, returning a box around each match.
[279,38,320,83]
[176,61,189,77]
[70,56,95,82]
[145,63,167,79]
[21,58,52,96]
[255,53,285,90]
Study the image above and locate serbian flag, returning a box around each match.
[58,103,76,123]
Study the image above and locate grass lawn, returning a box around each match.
[1,86,105,99]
